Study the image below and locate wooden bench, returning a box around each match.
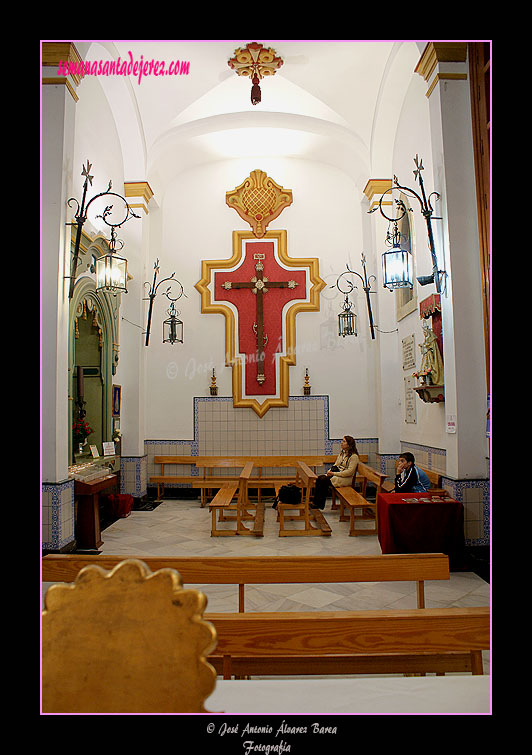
[276,461,331,537]
[332,462,388,536]
[42,553,485,677]
[150,454,368,506]
[208,462,264,537]
[208,606,490,680]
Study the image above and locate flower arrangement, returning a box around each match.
[412,367,434,379]
[112,428,121,442]
[73,419,94,445]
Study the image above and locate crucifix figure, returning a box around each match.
[222,252,299,385]
[213,239,306,396]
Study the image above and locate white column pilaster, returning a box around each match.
[416,43,488,480]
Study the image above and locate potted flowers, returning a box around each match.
[73,419,94,454]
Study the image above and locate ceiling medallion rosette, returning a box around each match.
[228,42,283,105]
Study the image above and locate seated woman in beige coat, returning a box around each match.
[311,435,359,510]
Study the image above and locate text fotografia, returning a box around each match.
[209,720,338,750]
[57,52,190,85]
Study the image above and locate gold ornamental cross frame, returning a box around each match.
[196,229,325,418]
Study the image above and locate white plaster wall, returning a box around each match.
[71,73,149,457]
[144,157,378,441]
[72,75,125,207]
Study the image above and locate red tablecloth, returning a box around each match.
[377,492,466,569]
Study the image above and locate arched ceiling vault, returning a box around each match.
[78,40,423,196]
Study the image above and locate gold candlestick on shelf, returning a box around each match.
[303,368,311,395]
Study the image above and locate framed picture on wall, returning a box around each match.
[112,385,121,417]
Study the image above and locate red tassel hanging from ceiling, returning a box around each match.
[251,75,261,105]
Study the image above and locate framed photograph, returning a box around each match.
[103,441,116,457]
[112,384,121,417]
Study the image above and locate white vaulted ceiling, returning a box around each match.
[75,40,425,195]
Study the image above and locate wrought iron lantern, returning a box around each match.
[95,227,128,294]
[334,256,376,338]
[67,160,138,299]
[338,295,357,338]
[144,259,186,346]
[381,222,414,291]
[370,155,445,294]
[162,302,183,345]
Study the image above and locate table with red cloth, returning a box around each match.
[377,491,466,569]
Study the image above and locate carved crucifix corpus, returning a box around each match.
[222,253,298,385]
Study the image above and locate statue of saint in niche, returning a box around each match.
[419,320,444,385]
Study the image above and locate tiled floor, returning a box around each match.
[43,496,491,675]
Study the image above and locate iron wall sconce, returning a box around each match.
[162,302,184,345]
[370,155,445,293]
[381,219,414,291]
[66,161,139,299]
[144,259,186,346]
[334,255,376,339]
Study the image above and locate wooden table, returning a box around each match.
[377,491,466,569]
[74,474,118,550]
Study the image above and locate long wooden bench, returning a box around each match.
[276,461,331,537]
[332,462,388,536]
[42,553,450,609]
[41,554,488,679]
[208,606,490,680]
[208,462,264,537]
[150,454,368,506]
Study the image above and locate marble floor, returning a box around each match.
[43,496,491,676]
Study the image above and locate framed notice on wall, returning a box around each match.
[404,376,417,424]
[402,334,416,371]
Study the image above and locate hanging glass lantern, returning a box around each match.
[162,302,183,344]
[95,251,128,294]
[382,242,413,290]
[381,221,413,291]
[338,295,357,337]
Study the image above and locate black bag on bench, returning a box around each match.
[272,483,302,509]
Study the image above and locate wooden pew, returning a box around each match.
[333,462,388,536]
[43,553,484,676]
[276,461,331,537]
[42,553,450,610]
[149,454,368,506]
[41,556,489,693]
[208,462,264,537]
[208,606,490,679]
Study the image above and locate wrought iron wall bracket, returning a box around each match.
[66,160,139,299]
[369,155,445,294]
[334,255,377,339]
[143,259,186,346]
